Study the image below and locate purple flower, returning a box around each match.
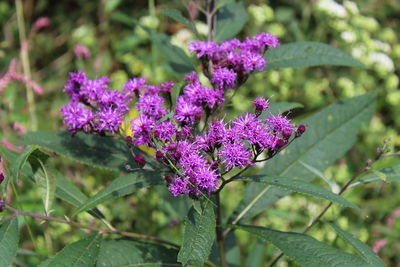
[265,114,293,136]
[64,71,87,101]
[153,121,176,142]
[160,81,174,93]
[211,68,237,90]
[232,113,262,140]
[130,114,155,146]
[136,94,167,120]
[97,90,131,113]
[193,165,219,194]
[241,51,266,72]
[174,96,203,125]
[188,41,218,58]
[205,120,227,146]
[184,71,199,83]
[96,107,123,133]
[219,141,254,170]
[81,76,110,102]
[254,32,280,49]
[124,77,146,94]
[253,97,269,113]
[61,102,95,134]
[168,177,190,196]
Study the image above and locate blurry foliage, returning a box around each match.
[0,0,399,266]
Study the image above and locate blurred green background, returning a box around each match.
[0,0,399,266]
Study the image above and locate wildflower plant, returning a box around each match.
[0,1,395,267]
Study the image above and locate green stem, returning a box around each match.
[15,0,38,130]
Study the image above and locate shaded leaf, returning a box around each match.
[28,150,56,215]
[74,171,164,215]
[231,94,376,223]
[264,42,365,70]
[236,225,367,267]
[160,9,197,33]
[325,222,385,267]
[266,102,303,116]
[96,239,179,267]
[0,218,19,267]
[215,2,248,42]
[178,201,216,265]
[22,131,135,172]
[237,175,358,209]
[39,234,101,267]
[11,145,37,182]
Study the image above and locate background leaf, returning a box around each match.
[0,218,19,267]
[230,94,376,223]
[11,145,37,182]
[325,222,385,267]
[160,9,197,33]
[351,165,400,187]
[96,239,179,267]
[22,131,135,172]
[235,225,367,267]
[237,175,358,209]
[215,1,249,42]
[39,234,101,267]
[178,201,216,266]
[74,171,164,214]
[267,102,303,116]
[264,42,366,70]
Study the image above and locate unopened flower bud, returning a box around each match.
[0,173,4,184]
[276,139,286,148]
[282,128,293,139]
[134,154,146,168]
[296,125,306,136]
[125,136,133,145]
[33,17,50,31]
[164,175,173,183]
[253,97,269,117]
[156,151,164,160]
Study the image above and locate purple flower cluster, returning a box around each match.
[60,32,301,198]
[189,32,279,85]
[61,71,133,135]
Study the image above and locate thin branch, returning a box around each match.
[4,205,179,248]
[269,145,387,266]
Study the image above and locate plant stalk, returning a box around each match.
[215,193,228,267]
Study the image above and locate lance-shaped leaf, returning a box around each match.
[28,150,56,215]
[74,171,164,215]
[11,145,37,182]
[0,146,104,219]
[216,2,248,42]
[267,102,303,116]
[237,175,358,209]
[235,225,368,267]
[264,41,365,70]
[22,131,135,172]
[160,9,197,33]
[178,201,216,265]
[230,94,376,223]
[325,222,385,267]
[39,234,101,267]
[350,165,400,188]
[0,218,19,267]
[96,239,179,267]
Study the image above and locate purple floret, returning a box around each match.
[124,77,146,94]
[211,68,237,90]
[219,141,254,170]
[96,107,123,133]
[174,96,203,125]
[61,102,95,134]
[136,94,167,120]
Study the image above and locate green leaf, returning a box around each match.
[351,165,400,187]
[74,171,164,215]
[266,102,303,116]
[11,145,37,182]
[0,146,104,219]
[237,175,358,209]
[22,131,134,172]
[325,222,385,267]
[300,161,340,193]
[215,1,249,42]
[231,94,376,223]
[235,225,367,267]
[28,150,56,215]
[0,218,19,267]
[178,201,216,265]
[160,9,197,33]
[96,239,179,267]
[264,42,365,70]
[144,27,194,77]
[39,234,101,267]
